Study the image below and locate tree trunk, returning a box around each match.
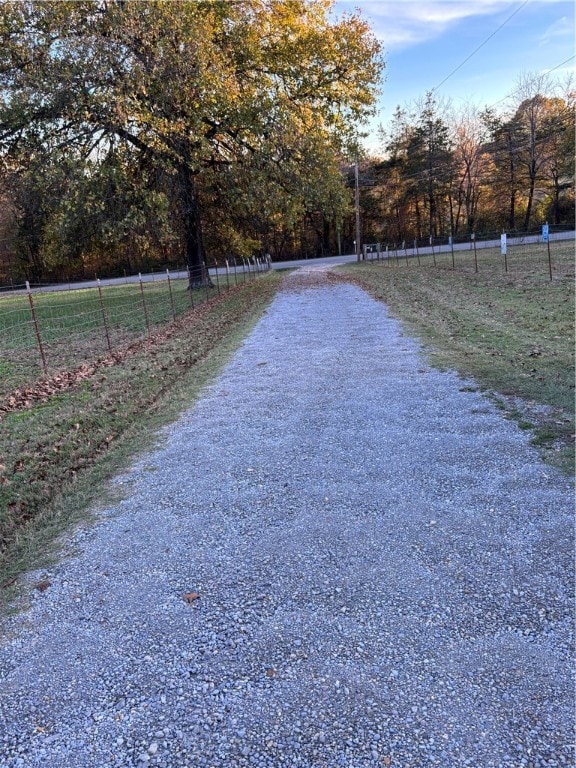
[552,171,561,225]
[178,164,209,288]
[523,160,536,231]
[414,196,422,240]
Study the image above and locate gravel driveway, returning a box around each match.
[0,268,573,768]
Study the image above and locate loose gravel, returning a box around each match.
[0,267,573,768]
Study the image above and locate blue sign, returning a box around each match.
[542,224,549,242]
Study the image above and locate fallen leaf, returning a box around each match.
[382,757,391,767]
[34,580,52,593]
[265,668,277,678]
[183,591,200,604]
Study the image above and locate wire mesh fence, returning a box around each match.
[0,259,270,397]
[360,230,574,281]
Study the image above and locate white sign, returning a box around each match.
[501,233,507,256]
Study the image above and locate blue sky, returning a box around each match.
[332,0,575,153]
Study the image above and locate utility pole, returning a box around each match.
[355,161,361,262]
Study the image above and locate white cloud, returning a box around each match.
[333,0,573,50]
[538,15,573,45]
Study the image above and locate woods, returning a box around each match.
[0,0,383,283]
[0,1,573,284]
[361,77,574,247]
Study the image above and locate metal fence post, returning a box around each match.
[203,263,210,301]
[97,278,112,352]
[26,281,48,375]
[186,266,195,309]
[166,269,176,320]
[139,273,150,335]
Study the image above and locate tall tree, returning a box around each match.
[408,93,453,240]
[0,0,383,282]
[481,107,524,231]
[510,73,553,231]
[449,104,491,234]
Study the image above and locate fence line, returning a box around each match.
[0,258,271,395]
[360,230,574,280]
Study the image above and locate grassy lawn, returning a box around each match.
[0,272,283,603]
[340,240,574,474]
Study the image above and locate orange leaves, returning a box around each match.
[183,591,200,604]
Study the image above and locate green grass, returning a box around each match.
[0,272,283,605]
[0,273,249,396]
[340,239,575,473]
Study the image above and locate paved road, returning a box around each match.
[0,267,573,767]
[4,231,574,295]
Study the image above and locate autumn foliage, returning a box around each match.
[0,0,383,283]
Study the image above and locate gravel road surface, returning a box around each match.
[0,268,573,768]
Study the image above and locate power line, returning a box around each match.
[371,120,570,187]
[432,0,530,93]
[380,51,572,141]
[544,54,575,76]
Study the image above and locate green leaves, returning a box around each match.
[0,1,383,277]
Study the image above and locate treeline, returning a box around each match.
[1,3,573,285]
[0,0,382,284]
[358,74,574,246]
